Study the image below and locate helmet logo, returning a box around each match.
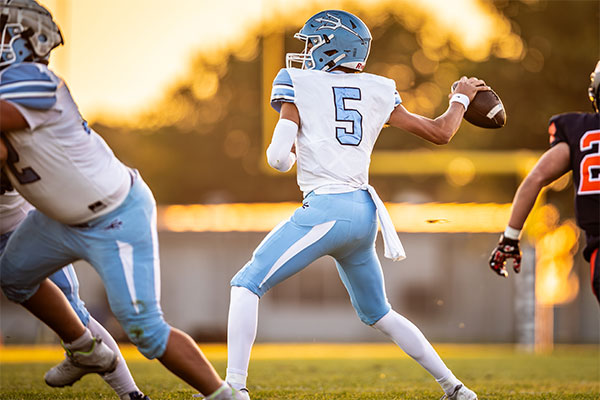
[314,13,361,38]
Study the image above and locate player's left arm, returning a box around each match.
[266,102,299,172]
[489,142,571,277]
[508,142,571,230]
[387,77,488,144]
[0,100,29,132]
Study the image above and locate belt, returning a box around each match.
[71,169,137,228]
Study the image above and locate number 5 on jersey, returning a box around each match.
[333,87,363,146]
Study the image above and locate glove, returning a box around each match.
[488,234,521,278]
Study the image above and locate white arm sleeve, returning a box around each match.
[266,118,298,172]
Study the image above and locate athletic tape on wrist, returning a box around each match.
[504,226,521,240]
[450,93,470,110]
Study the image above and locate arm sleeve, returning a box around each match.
[0,64,60,130]
[270,68,295,113]
[266,118,298,172]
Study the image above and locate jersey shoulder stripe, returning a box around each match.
[271,68,295,112]
[0,63,57,110]
[394,89,402,107]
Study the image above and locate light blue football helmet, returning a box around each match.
[286,10,372,72]
[0,0,63,70]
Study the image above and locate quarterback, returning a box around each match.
[0,1,243,399]
[489,60,600,304]
[226,10,486,400]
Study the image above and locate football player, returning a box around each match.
[226,10,486,400]
[489,61,600,304]
[0,189,150,400]
[0,1,243,399]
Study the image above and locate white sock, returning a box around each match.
[226,286,259,390]
[373,310,451,381]
[63,327,94,351]
[437,371,463,395]
[87,317,139,398]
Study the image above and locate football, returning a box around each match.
[452,81,506,129]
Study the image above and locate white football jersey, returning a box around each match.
[0,63,131,225]
[271,68,401,195]
[0,190,33,235]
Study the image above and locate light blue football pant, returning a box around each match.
[231,189,391,325]
[0,231,90,326]
[0,176,170,359]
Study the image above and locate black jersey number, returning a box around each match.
[578,130,600,195]
[1,136,41,185]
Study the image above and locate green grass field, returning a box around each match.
[1,344,598,399]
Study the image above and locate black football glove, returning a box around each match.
[488,234,521,278]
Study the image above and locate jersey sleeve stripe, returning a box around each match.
[0,80,57,93]
[273,68,294,87]
[394,90,402,107]
[271,86,295,100]
[1,91,56,99]
[1,91,57,109]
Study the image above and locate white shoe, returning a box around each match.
[44,337,119,387]
[440,384,478,400]
[193,384,249,400]
[121,391,151,400]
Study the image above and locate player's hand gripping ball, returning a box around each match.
[452,81,506,129]
[488,234,521,278]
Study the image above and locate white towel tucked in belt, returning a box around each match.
[362,184,406,261]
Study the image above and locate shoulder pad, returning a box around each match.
[270,68,295,112]
[0,63,57,110]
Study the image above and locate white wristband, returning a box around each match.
[504,226,521,240]
[450,93,470,110]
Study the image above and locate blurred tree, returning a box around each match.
[95,0,598,207]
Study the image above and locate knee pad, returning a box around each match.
[119,313,171,359]
[352,301,391,326]
[231,268,265,297]
[0,266,40,304]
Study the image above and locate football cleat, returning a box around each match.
[193,384,248,400]
[286,10,371,72]
[0,0,64,70]
[121,391,151,400]
[440,384,478,400]
[238,388,250,400]
[44,337,119,387]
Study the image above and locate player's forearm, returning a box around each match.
[507,174,546,230]
[266,119,298,172]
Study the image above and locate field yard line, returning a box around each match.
[1,343,597,363]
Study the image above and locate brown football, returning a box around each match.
[452,81,506,129]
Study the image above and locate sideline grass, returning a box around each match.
[1,344,598,399]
